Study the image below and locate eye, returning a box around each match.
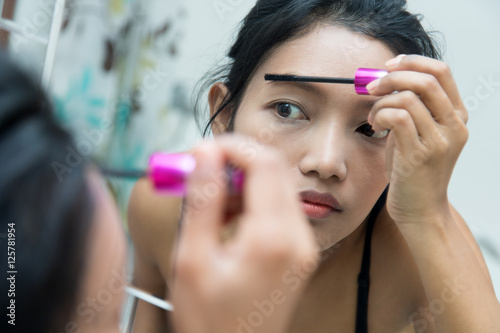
[274,102,305,120]
[357,123,389,139]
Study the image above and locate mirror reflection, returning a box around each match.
[1,0,499,332]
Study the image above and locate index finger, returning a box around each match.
[387,55,467,121]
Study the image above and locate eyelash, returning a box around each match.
[270,101,308,121]
[356,122,390,139]
[270,101,389,139]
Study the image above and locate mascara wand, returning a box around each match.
[265,68,388,95]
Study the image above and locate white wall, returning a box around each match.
[408,0,500,238]
[408,0,500,297]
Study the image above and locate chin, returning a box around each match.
[311,227,340,252]
[309,216,359,252]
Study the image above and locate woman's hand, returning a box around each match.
[367,55,500,333]
[366,54,469,225]
[171,135,318,333]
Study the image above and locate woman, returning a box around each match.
[0,50,313,333]
[128,0,500,332]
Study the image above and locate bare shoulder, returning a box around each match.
[373,204,493,284]
[127,177,183,281]
[448,204,494,285]
[370,204,494,332]
[127,179,183,331]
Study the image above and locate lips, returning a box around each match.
[300,190,341,219]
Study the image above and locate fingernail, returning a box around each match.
[385,54,406,68]
[366,79,380,93]
[368,112,373,124]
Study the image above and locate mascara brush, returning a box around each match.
[264,75,355,85]
[265,68,388,95]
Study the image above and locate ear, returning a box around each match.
[208,82,231,135]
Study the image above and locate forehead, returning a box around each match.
[257,24,396,80]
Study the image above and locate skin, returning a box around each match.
[72,170,128,333]
[128,25,499,332]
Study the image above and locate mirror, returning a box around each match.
[2,0,498,332]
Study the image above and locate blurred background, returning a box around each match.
[1,0,499,298]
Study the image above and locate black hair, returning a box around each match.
[194,0,442,135]
[0,50,95,332]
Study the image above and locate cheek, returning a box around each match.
[233,104,275,142]
[347,140,388,200]
[344,144,388,228]
[351,144,387,182]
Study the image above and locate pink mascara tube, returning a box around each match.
[148,153,244,196]
[100,153,244,196]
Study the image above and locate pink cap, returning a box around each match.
[354,68,388,95]
[148,153,244,196]
[149,153,196,195]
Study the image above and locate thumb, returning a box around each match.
[181,142,228,252]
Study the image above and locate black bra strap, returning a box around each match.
[355,186,388,333]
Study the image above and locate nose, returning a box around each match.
[298,125,347,182]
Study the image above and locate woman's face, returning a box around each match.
[215,25,396,250]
